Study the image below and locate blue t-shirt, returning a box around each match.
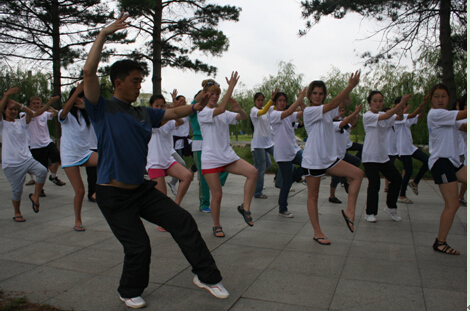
[84,95,165,185]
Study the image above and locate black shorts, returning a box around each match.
[30,142,61,168]
[303,158,341,177]
[430,158,464,184]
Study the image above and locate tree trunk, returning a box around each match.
[51,0,62,141]
[439,0,456,107]
[152,0,163,94]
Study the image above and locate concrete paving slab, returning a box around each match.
[0,169,466,310]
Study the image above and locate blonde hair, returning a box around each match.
[28,95,42,106]
[202,79,221,94]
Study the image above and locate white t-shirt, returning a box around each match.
[173,117,192,150]
[395,114,418,156]
[59,110,93,166]
[302,106,339,169]
[0,117,33,169]
[251,106,275,149]
[26,111,54,149]
[89,125,97,150]
[363,111,396,163]
[386,125,398,156]
[270,111,300,162]
[333,121,351,160]
[198,107,240,169]
[456,120,467,156]
[427,109,461,169]
[146,120,177,171]
[457,120,467,165]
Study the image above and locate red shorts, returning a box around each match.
[201,163,232,175]
[148,161,177,179]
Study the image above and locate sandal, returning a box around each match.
[13,216,26,222]
[29,193,40,213]
[74,225,86,232]
[212,226,225,238]
[254,194,268,199]
[237,204,253,226]
[25,180,36,186]
[398,197,413,204]
[408,182,418,195]
[432,238,459,255]
[313,237,331,245]
[341,210,354,233]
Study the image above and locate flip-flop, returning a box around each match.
[313,237,331,245]
[254,194,268,199]
[408,182,419,195]
[237,204,253,226]
[74,225,85,232]
[29,193,39,213]
[25,180,36,186]
[341,210,354,233]
[12,216,26,222]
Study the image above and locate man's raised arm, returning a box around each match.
[83,13,130,105]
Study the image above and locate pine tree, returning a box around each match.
[118,0,241,94]
[0,0,128,101]
[299,0,467,104]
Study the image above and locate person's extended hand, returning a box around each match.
[102,12,130,36]
[225,71,240,88]
[5,87,19,97]
[348,70,361,88]
[229,98,242,112]
[271,88,280,101]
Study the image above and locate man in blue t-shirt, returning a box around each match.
[83,13,228,309]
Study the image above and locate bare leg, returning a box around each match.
[204,173,223,229]
[167,163,193,205]
[437,166,466,244]
[306,176,328,242]
[225,159,258,212]
[12,199,22,217]
[64,166,85,228]
[327,160,363,226]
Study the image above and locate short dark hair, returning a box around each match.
[175,95,185,101]
[254,92,265,101]
[149,94,166,107]
[110,60,144,88]
[367,91,383,104]
[428,83,449,99]
[273,92,288,105]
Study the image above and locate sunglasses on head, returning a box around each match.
[205,81,220,87]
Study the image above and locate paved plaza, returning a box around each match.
[0,167,467,310]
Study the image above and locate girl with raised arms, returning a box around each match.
[250,89,278,199]
[198,72,258,237]
[427,83,466,255]
[301,71,362,245]
[0,87,48,221]
[362,91,412,223]
[146,94,193,211]
[270,89,306,218]
[59,82,98,231]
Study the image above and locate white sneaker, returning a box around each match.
[384,207,402,221]
[120,296,146,308]
[279,211,294,218]
[167,182,177,195]
[365,214,377,222]
[193,275,229,299]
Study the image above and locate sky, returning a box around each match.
[137,0,414,100]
